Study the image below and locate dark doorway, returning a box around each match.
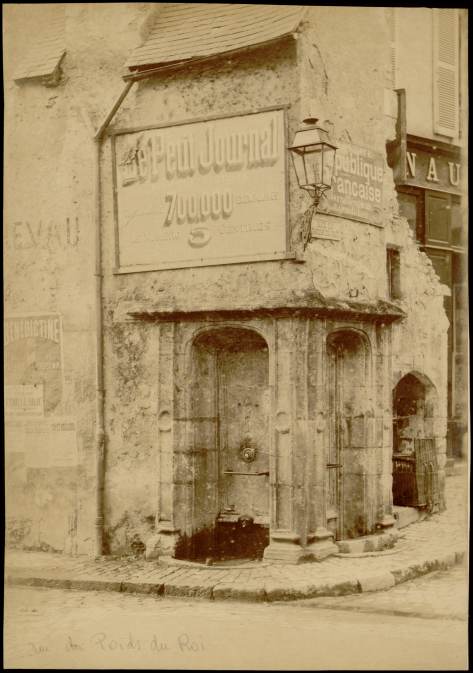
[392,373,439,509]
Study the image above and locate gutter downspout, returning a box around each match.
[93,80,134,557]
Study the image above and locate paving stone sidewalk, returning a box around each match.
[5,472,468,603]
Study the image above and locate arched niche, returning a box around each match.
[183,325,270,561]
[326,328,373,539]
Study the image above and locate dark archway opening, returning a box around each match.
[392,373,439,510]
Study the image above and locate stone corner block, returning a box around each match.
[263,541,311,564]
[145,528,180,560]
[336,538,366,554]
[145,534,162,561]
[306,539,339,561]
[212,583,266,602]
[326,579,362,597]
[374,530,399,551]
[121,581,164,595]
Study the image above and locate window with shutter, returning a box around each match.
[433,8,459,137]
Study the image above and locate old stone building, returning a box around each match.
[386,7,468,464]
[4,4,466,563]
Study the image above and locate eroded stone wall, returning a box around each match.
[4,4,449,556]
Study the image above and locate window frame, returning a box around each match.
[425,190,452,247]
[397,186,424,243]
[386,245,402,300]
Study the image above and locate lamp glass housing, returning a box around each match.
[289,121,337,196]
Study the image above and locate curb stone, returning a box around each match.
[69,579,122,592]
[357,572,395,593]
[263,583,309,602]
[323,579,362,597]
[391,551,461,585]
[164,580,214,599]
[212,583,266,602]
[120,581,164,595]
[4,546,466,602]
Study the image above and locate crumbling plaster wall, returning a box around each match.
[3,4,100,553]
[3,1,168,555]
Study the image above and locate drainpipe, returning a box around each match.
[93,80,134,557]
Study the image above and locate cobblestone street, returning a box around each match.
[4,563,468,670]
[5,473,468,603]
[5,472,468,669]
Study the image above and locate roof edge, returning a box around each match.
[123,32,299,81]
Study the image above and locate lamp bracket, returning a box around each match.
[291,202,316,253]
[292,187,330,253]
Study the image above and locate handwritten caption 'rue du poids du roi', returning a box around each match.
[27,631,205,657]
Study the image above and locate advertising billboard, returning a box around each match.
[318,143,385,226]
[113,108,288,271]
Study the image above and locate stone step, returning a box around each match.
[393,506,423,529]
[336,530,399,555]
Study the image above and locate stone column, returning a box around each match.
[146,321,180,558]
[169,322,204,554]
[375,323,397,531]
[305,319,338,560]
[264,317,336,563]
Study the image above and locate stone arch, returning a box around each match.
[392,371,438,451]
[392,371,440,510]
[183,321,273,400]
[327,327,372,386]
[190,322,270,351]
[192,324,269,352]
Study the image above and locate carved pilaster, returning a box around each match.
[265,317,328,562]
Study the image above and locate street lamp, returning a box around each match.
[289,117,338,207]
[289,117,338,251]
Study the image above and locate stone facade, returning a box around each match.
[4,5,452,561]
